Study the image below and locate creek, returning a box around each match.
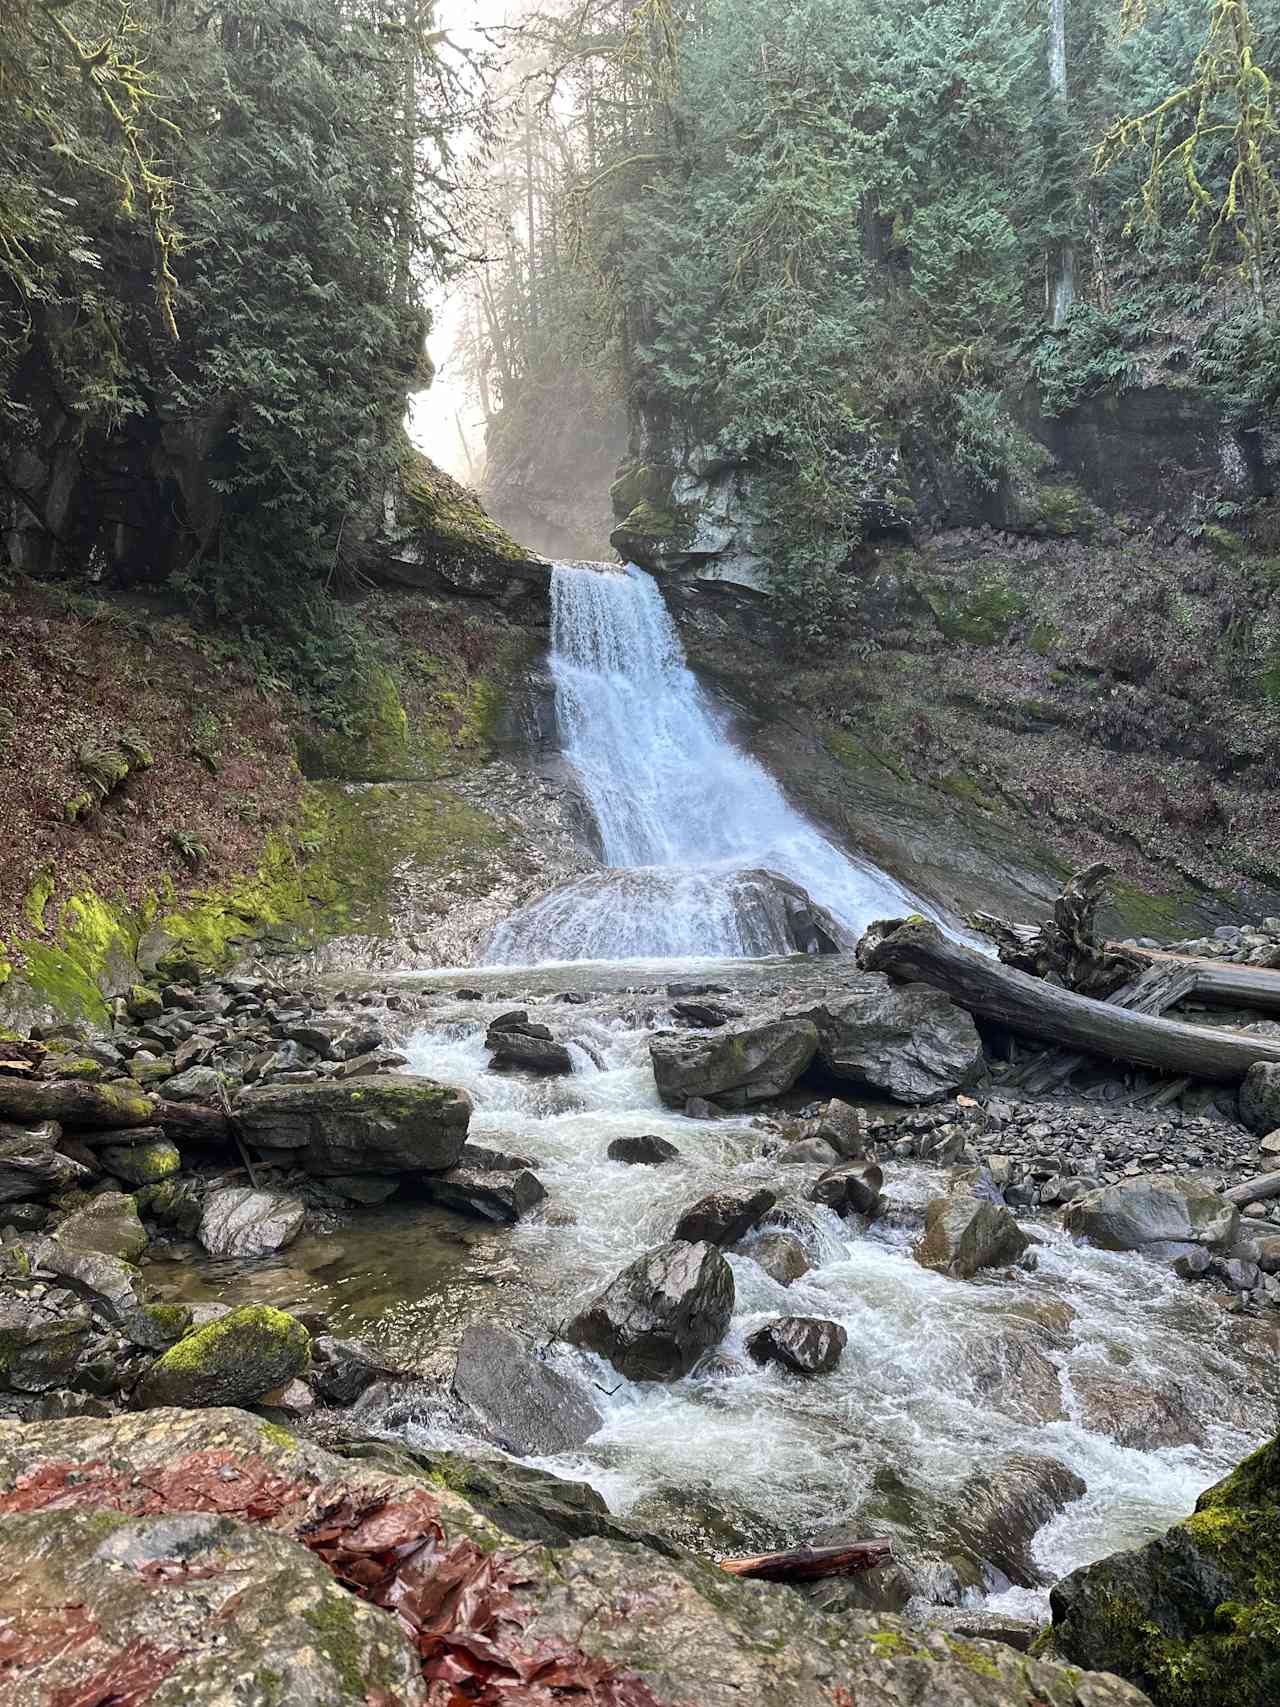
[167,564,1276,1619]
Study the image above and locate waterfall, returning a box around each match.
[486,562,930,964]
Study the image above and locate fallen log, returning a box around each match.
[970,862,1141,998]
[1222,1171,1280,1207]
[153,1099,235,1145]
[858,919,1280,1085]
[718,1540,892,1581]
[0,1078,154,1129]
[1117,949,1280,1017]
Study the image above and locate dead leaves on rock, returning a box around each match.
[3,1453,669,1707]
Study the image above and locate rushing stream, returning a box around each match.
[165,563,1276,1620]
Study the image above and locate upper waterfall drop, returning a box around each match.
[484,562,930,964]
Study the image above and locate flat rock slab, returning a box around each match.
[0,1122,88,1202]
[198,1187,306,1258]
[453,1322,603,1457]
[235,1074,471,1174]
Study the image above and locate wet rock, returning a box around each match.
[309,1334,384,1406]
[429,1166,546,1223]
[198,1187,306,1257]
[808,1161,883,1218]
[485,1012,573,1074]
[235,1074,470,1175]
[685,1095,728,1119]
[1073,1372,1205,1450]
[951,1453,1086,1587]
[651,1018,819,1108]
[672,999,745,1027]
[161,1064,227,1102]
[323,1173,401,1204]
[0,1506,428,1706]
[926,1609,1040,1652]
[54,1192,148,1261]
[98,1137,181,1187]
[960,1325,1067,1425]
[817,1097,867,1159]
[673,1186,777,1246]
[136,1304,311,1408]
[0,1120,89,1201]
[0,1288,91,1391]
[567,1240,734,1380]
[739,1229,812,1285]
[1052,1428,1280,1705]
[459,1141,540,1171]
[1242,1062,1280,1136]
[746,1316,847,1375]
[805,976,983,1105]
[915,1197,1030,1279]
[453,1322,603,1455]
[30,1237,148,1322]
[1062,1174,1239,1254]
[607,1134,680,1166]
[779,1136,841,1166]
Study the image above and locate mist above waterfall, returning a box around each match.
[485,563,926,964]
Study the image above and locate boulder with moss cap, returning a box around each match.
[234,1074,470,1176]
[136,1304,311,1408]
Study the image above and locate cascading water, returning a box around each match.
[485,562,930,963]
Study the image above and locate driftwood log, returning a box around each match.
[153,1099,235,1145]
[969,863,1141,998]
[859,918,1280,1084]
[1120,950,1280,1018]
[718,1540,892,1581]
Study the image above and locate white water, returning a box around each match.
[486,563,928,964]
[398,986,1274,1614]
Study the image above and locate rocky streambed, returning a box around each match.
[5,949,1280,1704]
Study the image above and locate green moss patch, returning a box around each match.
[926,576,1028,645]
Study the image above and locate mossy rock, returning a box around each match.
[295,663,413,783]
[124,984,163,1022]
[926,577,1028,646]
[54,1192,148,1262]
[52,1055,106,1083]
[611,499,697,562]
[121,1300,192,1351]
[99,1138,181,1187]
[1024,481,1099,538]
[397,445,531,569]
[609,462,677,519]
[1051,1430,1280,1706]
[137,1304,311,1409]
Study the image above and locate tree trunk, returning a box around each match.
[1048,0,1076,328]
[858,919,1280,1083]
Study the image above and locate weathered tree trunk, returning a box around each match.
[718,1540,892,1581]
[153,1100,234,1145]
[1048,0,1076,329]
[0,1080,153,1130]
[858,919,1280,1083]
[1119,950,1280,1017]
[970,863,1140,998]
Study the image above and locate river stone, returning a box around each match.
[458,1141,540,1172]
[1242,1062,1280,1136]
[779,1136,841,1166]
[804,975,984,1105]
[746,1316,847,1375]
[0,1120,89,1201]
[915,1197,1030,1279]
[198,1187,305,1257]
[429,1165,546,1223]
[0,1407,1154,1707]
[960,1324,1067,1425]
[486,1013,574,1074]
[567,1240,734,1380]
[54,1191,148,1261]
[808,1160,883,1218]
[608,1134,680,1165]
[1073,1372,1205,1450]
[0,1506,428,1706]
[31,1237,149,1321]
[817,1097,867,1159]
[1051,1428,1280,1705]
[136,1304,311,1408]
[673,1186,777,1246]
[99,1137,181,1187]
[1062,1174,1239,1254]
[234,1074,471,1174]
[650,1018,819,1108]
[453,1322,603,1456]
[0,1287,92,1390]
[951,1453,1087,1588]
[740,1229,812,1285]
[160,1064,227,1102]
[308,1334,383,1406]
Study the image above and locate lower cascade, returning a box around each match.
[485,562,928,964]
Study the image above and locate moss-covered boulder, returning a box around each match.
[1051,1431,1280,1706]
[99,1137,181,1187]
[136,1305,311,1409]
[55,1191,148,1261]
[234,1074,470,1176]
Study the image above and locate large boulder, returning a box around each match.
[0,1406,1154,1707]
[136,1305,311,1408]
[0,1506,428,1706]
[485,1012,573,1074]
[0,1287,92,1391]
[804,974,984,1105]
[54,1191,148,1261]
[567,1241,734,1380]
[429,1165,546,1224]
[1052,1430,1280,1706]
[746,1316,847,1376]
[915,1197,1029,1279]
[234,1074,470,1175]
[951,1454,1086,1589]
[0,1120,89,1201]
[198,1187,306,1258]
[1072,1372,1205,1450]
[608,1134,680,1166]
[452,1322,603,1456]
[1242,1062,1280,1136]
[650,1018,818,1108]
[672,1186,776,1246]
[1062,1175,1239,1254]
[960,1324,1067,1425]
[738,1228,812,1285]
